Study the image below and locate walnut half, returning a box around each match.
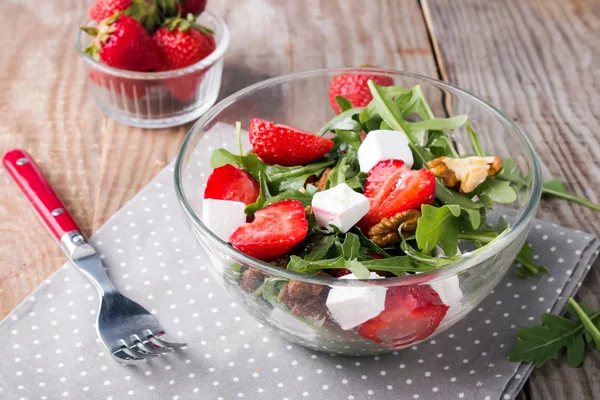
[367,210,421,247]
[427,156,502,193]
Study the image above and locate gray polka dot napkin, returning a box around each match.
[1,164,598,400]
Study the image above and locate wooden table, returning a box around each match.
[1,0,598,398]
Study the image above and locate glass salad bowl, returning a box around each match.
[174,68,542,355]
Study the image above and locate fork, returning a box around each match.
[3,149,186,363]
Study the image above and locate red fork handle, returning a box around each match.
[3,149,80,240]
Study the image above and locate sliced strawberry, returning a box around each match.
[248,118,334,166]
[358,285,449,347]
[230,200,308,261]
[204,164,260,205]
[328,268,352,278]
[328,73,394,114]
[358,160,435,231]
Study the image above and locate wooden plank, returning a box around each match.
[0,0,438,317]
[423,0,600,398]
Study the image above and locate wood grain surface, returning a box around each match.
[0,0,597,398]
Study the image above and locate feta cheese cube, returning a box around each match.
[202,199,247,242]
[358,129,414,173]
[311,183,370,233]
[326,272,387,330]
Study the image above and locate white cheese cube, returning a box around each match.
[202,199,247,242]
[311,183,370,233]
[326,272,387,330]
[358,129,414,173]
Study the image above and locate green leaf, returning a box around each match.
[542,179,600,212]
[263,185,318,208]
[367,80,411,138]
[359,86,411,123]
[477,179,518,204]
[514,241,548,278]
[416,204,462,256]
[361,256,437,275]
[210,148,242,169]
[335,95,353,112]
[428,131,460,159]
[341,233,361,260]
[509,308,600,368]
[569,298,600,349]
[236,121,243,156]
[326,155,350,189]
[466,121,486,157]
[400,239,460,268]
[351,227,391,257]
[317,108,363,136]
[435,181,485,210]
[333,130,363,150]
[254,277,288,304]
[405,115,467,134]
[304,236,337,261]
[286,256,370,278]
[462,207,483,230]
[266,160,335,192]
[244,173,270,215]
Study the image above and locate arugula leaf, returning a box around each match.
[476,179,518,204]
[335,95,353,112]
[509,299,600,368]
[327,154,350,188]
[542,179,600,212]
[428,131,460,159]
[317,108,363,136]
[263,185,318,208]
[341,233,361,260]
[286,256,370,278]
[466,121,486,157]
[304,236,337,261]
[435,181,485,210]
[496,157,530,188]
[400,239,460,268]
[359,86,411,123]
[514,241,548,278]
[254,277,288,304]
[244,173,270,216]
[210,148,243,169]
[361,256,437,275]
[568,298,600,349]
[404,115,467,134]
[416,204,462,256]
[351,227,392,257]
[266,160,335,192]
[333,129,363,150]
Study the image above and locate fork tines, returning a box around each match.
[113,329,186,363]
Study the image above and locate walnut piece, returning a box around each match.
[240,268,267,293]
[427,156,502,193]
[268,256,290,269]
[314,168,333,191]
[279,280,328,318]
[367,210,421,247]
[304,205,313,216]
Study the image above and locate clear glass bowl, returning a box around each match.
[75,11,229,129]
[174,68,542,355]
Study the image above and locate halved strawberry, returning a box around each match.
[328,73,394,114]
[248,118,334,166]
[328,268,352,278]
[358,285,449,347]
[204,164,260,205]
[230,200,308,261]
[357,160,435,231]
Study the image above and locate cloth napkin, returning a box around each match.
[1,161,598,400]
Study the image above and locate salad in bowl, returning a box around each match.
[175,68,541,354]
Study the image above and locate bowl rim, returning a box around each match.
[74,10,230,80]
[174,68,542,287]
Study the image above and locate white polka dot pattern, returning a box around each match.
[0,156,598,400]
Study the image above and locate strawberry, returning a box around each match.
[82,14,161,71]
[358,285,449,347]
[152,14,215,100]
[204,164,260,205]
[230,200,309,261]
[88,0,132,23]
[357,160,435,231]
[153,14,215,71]
[328,73,394,114]
[248,118,335,166]
[178,0,207,16]
[329,268,352,278]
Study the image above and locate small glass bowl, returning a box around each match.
[75,11,229,129]
[174,69,542,355]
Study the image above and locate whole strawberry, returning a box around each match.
[83,14,161,71]
[178,0,207,16]
[328,72,394,114]
[88,0,132,23]
[153,14,216,71]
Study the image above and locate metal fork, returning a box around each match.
[3,149,186,363]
